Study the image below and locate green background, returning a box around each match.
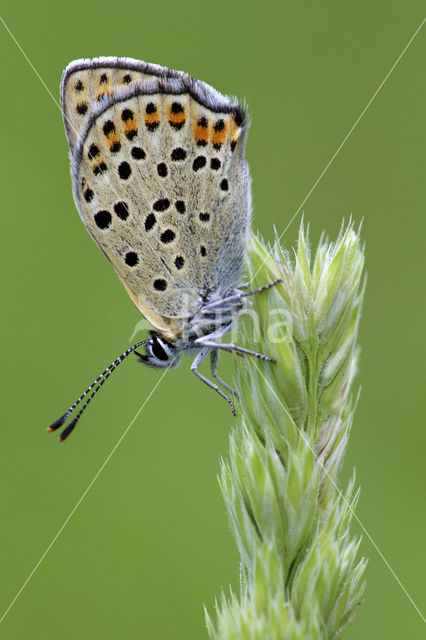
[0,2,424,638]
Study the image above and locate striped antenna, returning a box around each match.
[47,340,149,442]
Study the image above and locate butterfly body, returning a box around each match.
[50,57,279,440]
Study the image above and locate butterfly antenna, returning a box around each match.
[56,367,115,441]
[47,340,149,441]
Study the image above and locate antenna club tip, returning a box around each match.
[47,426,54,432]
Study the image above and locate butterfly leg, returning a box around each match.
[196,338,276,363]
[191,348,237,416]
[201,278,282,312]
[210,349,238,397]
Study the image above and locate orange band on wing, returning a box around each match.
[168,109,186,125]
[144,113,160,125]
[123,119,138,138]
[108,132,120,145]
[211,123,227,148]
[193,121,209,145]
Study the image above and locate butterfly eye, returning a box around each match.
[133,335,180,370]
[151,337,171,361]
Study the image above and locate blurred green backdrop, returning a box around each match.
[0,2,424,638]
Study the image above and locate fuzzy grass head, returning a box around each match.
[207,221,367,640]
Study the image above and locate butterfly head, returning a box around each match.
[135,331,181,369]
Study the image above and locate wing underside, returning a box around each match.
[61,58,251,319]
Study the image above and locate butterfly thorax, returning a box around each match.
[175,285,244,349]
[136,285,244,369]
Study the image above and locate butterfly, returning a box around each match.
[48,57,280,441]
